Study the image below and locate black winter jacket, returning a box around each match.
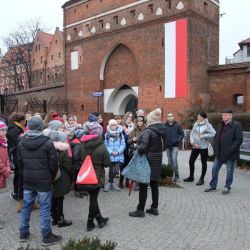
[138,123,167,181]
[164,121,184,148]
[17,135,59,192]
[214,120,243,161]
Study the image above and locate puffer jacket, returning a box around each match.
[137,123,167,181]
[17,134,58,192]
[79,135,111,185]
[104,126,126,163]
[190,119,216,149]
[53,141,73,198]
[0,146,11,189]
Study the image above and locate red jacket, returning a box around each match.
[0,146,11,189]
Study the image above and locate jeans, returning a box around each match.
[88,187,100,219]
[189,148,208,179]
[209,158,235,190]
[137,181,159,211]
[166,147,179,179]
[19,190,52,238]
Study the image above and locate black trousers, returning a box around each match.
[51,196,64,221]
[137,181,159,211]
[88,187,100,219]
[13,152,19,196]
[189,148,208,179]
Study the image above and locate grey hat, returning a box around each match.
[48,120,63,131]
[28,115,44,131]
[74,129,88,139]
[43,129,67,142]
[83,121,103,137]
[221,108,233,114]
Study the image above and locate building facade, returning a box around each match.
[63,0,219,122]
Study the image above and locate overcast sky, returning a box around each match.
[0,0,249,64]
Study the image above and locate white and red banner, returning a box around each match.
[164,18,187,98]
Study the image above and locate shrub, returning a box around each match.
[17,237,117,250]
[161,164,173,179]
[61,238,117,250]
[208,113,250,131]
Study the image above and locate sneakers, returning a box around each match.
[104,183,111,192]
[183,177,194,182]
[196,179,204,186]
[129,210,145,218]
[42,232,62,246]
[146,207,159,216]
[10,192,18,201]
[174,178,180,182]
[57,217,72,227]
[204,187,216,192]
[222,187,230,195]
[104,183,120,191]
[112,183,121,191]
[19,232,30,243]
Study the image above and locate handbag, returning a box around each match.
[122,150,150,184]
[208,142,214,157]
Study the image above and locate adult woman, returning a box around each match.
[129,108,167,217]
[7,112,25,201]
[127,116,146,191]
[122,111,134,136]
[183,111,216,185]
[80,121,111,231]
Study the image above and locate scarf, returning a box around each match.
[24,130,43,139]
[13,121,24,130]
[64,121,78,140]
[0,134,7,147]
[106,125,123,140]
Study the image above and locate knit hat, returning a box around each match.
[27,115,44,131]
[88,113,98,122]
[0,121,7,129]
[83,121,103,137]
[147,108,162,126]
[48,120,63,131]
[199,111,207,119]
[43,129,67,142]
[74,129,88,139]
[108,119,118,127]
[221,108,233,114]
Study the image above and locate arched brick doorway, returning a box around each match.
[101,44,139,115]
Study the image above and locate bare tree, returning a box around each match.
[2,19,44,90]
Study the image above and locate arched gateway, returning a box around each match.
[100,44,139,115]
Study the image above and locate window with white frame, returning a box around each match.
[71,51,79,70]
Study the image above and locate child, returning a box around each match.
[104,119,126,192]
[0,121,11,229]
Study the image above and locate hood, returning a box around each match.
[83,136,104,153]
[20,135,50,150]
[147,123,167,137]
[196,118,208,126]
[53,141,69,151]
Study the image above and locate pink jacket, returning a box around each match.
[0,146,11,189]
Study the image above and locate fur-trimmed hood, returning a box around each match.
[53,141,69,151]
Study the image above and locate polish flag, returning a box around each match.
[164,18,187,98]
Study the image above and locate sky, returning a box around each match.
[0,0,249,64]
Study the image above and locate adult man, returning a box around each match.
[164,113,184,181]
[17,116,62,246]
[205,109,243,194]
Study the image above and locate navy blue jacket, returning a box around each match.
[164,121,184,148]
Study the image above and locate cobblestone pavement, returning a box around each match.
[1,150,250,250]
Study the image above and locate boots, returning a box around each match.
[95,214,109,228]
[57,216,72,227]
[87,218,95,232]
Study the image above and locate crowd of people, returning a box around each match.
[0,107,243,246]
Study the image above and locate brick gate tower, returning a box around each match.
[63,0,219,122]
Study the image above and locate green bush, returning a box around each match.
[17,237,117,250]
[61,238,117,250]
[208,113,250,131]
[161,164,173,179]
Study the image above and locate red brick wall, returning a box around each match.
[64,0,219,123]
